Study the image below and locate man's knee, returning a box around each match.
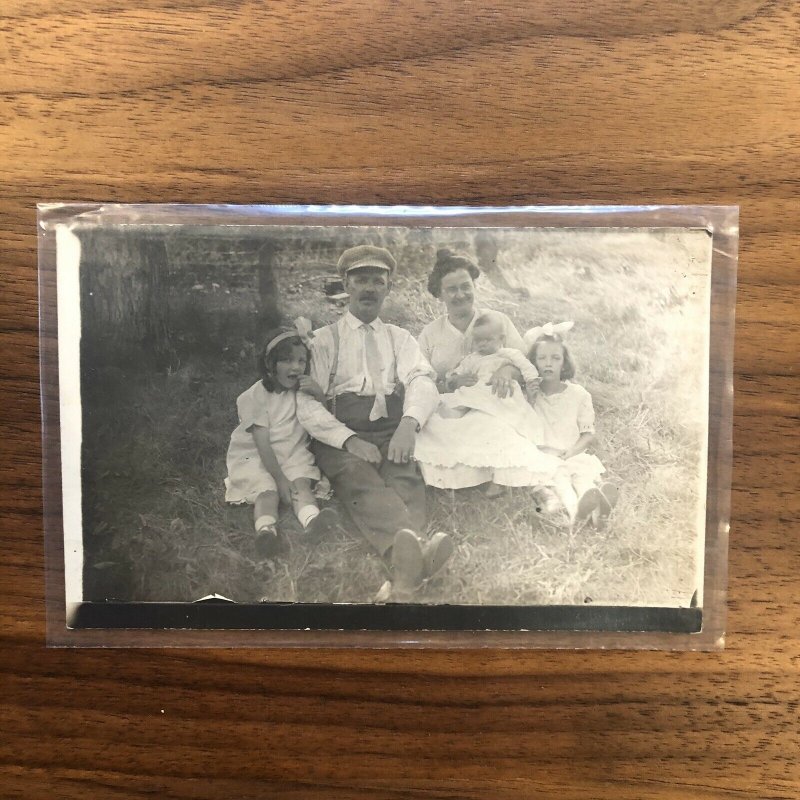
[328,454,383,489]
[381,458,423,484]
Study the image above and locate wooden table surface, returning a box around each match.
[2,1,798,797]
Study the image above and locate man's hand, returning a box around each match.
[387,417,417,464]
[488,364,521,399]
[450,373,478,390]
[297,376,325,402]
[344,436,382,464]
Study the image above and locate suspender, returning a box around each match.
[324,319,398,418]
[326,321,340,399]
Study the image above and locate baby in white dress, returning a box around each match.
[444,311,540,399]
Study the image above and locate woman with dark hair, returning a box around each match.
[418,249,526,390]
[414,251,560,495]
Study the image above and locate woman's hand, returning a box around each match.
[488,364,521,398]
[297,376,325,402]
[387,417,418,464]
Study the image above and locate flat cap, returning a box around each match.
[337,245,396,278]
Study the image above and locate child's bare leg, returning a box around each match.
[254,490,279,532]
[552,474,578,521]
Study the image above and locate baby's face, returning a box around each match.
[473,327,504,355]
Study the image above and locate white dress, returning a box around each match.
[224,381,320,504]
[415,372,557,490]
[532,382,605,483]
[414,401,560,489]
[415,317,555,489]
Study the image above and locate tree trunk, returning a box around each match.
[77,228,171,369]
[257,239,281,338]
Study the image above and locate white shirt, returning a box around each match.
[296,312,439,449]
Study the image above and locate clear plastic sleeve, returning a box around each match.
[39,203,736,649]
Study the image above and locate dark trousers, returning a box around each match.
[311,393,426,556]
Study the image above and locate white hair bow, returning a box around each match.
[294,316,314,346]
[523,320,574,348]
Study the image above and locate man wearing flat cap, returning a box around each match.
[296,245,453,600]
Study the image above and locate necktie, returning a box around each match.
[363,324,388,421]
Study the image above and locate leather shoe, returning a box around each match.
[390,528,425,601]
[423,531,454,579]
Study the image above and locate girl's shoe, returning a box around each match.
[255,525,280,559]
[483,481,506,499]
[575,488,607,526]
[534,486,562,515]
[592,483,619,530]
[599,483,619,510]
[304,507,340,539]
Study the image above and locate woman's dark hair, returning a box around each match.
[258,328,310,392]
[528,334,576,381]
[427,248,480,298]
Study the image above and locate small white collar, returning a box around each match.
[344,311,383,331]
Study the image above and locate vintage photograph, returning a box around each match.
[54,214,713,616]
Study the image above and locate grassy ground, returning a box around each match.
[81,228,710,607]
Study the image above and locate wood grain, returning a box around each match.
[1,1,798,797]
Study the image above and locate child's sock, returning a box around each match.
[296,504,319,529]
[255,514,277,532]
[552,475,578,521]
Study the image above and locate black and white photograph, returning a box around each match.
[47,205,723,634]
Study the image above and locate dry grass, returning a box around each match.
[81,228,710,607]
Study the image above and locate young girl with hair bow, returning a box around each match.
[526,323,618,527]
[225,320,338,558]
